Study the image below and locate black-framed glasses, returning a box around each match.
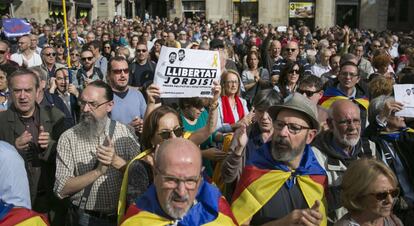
[0,50,6,54]
[286,48,297,52]
[81,57,93,62]
[158,127,184,140]
[136,49,147,53]
[70,53,80,56]
[78,100,110,110]
[44,52,56,57]
[366,188,400,201]
[111,68,129,74]
[297,89,321,97]
[154,167,201,190]
[273,120,311,134]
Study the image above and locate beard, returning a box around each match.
[271,135,307,162]
[164,191,191,219]
[76,112,107,139]
[333,127,360,147]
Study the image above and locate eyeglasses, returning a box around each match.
[57,45,64,48]
[158,127,184,140]
[136,49,147,53]
[111,68,129,74]
[81,57,94,62]
[286,48,297,52]
[78,100,110,110]
[155,167,200,190]
[339,72,359,78]
[297,89,321,97]
[70,53,80,56]
[289,69,299,74]
[373,45,381,48]
[273,120,311,134]
[43,52,56,57]
[367,188,400,201]
[334,118,361,127]
[0,50,6,54]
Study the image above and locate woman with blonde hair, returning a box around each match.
[336,158,403,226]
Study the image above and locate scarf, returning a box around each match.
[221,96,245,124]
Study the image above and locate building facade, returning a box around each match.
[4,0,413,31]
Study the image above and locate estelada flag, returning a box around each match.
[319,87,369,110]
[121,181,238,226]
[231,143,328,225]
[2,18,32,38]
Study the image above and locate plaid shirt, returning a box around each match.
[54,117,140,212]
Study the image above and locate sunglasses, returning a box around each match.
[158,127,184,140]
[289,69,299,74]
[81,57,93,61]
[70,53,80,56]
[57,45,64,48]
[112,68,129,74]
[136,49,147,53]
[44,52,56,57]
[286,48,297,52]
[368,188,400,201]
[0,50,6,54]
[297,89,321,97]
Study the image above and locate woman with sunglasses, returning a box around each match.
[336,158,402,226]
[69,48,81,75]
[278,60,303,98]
[117,82,221,223]
[55,40,67,65]
[102,41,115,61]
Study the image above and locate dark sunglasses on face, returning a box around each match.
[112,68,129,74]
[286,48,297,52]
[158,127,184,140]
[289,69,299,74]
[136,49,147,53]
[0,50,6,54]
[368,188,400,201]
[297,89,321,97]
[70,53,80,56]
[44,52,56,57]
[81,57,93,61]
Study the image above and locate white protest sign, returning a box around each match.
[153,46,221,98]
[394,84,414,117]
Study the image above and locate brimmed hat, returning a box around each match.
[268,93,320,132]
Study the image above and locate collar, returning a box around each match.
[336,84,356,98]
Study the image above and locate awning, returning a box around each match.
[76,2,93,8]
[48,0,73,6]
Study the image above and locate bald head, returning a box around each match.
[155,138,202,172]
[330,99,360,118]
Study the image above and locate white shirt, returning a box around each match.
[10,52,42,67]
[311,64,331,77]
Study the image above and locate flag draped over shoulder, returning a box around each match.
[319,87,369,110]
[121,181,238,226]
[0,200,49,226]
[231,143,327,225]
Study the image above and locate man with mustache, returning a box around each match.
[231,93,327,226]
[54,80,140,226]
[311,99,377,223]
[121,138,237,225]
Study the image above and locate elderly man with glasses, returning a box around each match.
[311,99,377,224]
[54,80,140,226]
[230,93,327,226]
[121,138,237,226]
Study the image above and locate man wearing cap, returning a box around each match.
[230,93,327,225]
[311,99,377,223]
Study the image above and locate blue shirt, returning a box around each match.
[0,141,31,209]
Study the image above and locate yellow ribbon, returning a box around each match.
[212,53,218,68]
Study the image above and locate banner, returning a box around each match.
[2,18,32,38]
[289,2,314,18]
[154,46,221,98]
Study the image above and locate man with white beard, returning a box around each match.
[311,99,377,224]
[54,80,140,226]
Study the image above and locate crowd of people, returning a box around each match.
[0,14,414,226]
